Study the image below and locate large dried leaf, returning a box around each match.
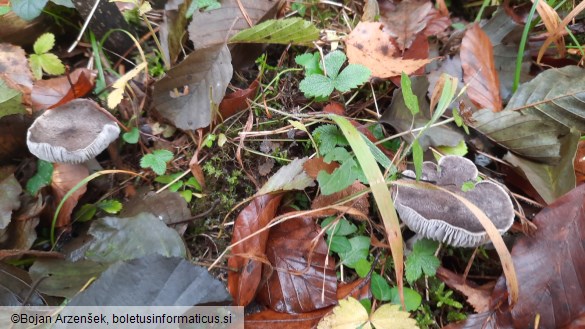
[256,157,314,196]
[471,66,585,165]
[381,76,463,150]
[0,43,32,92]
[0,194,41,251]
[152,44,233,131]
[0,262,46,306]
[461,24,502,112]
[446,184,585,329]
[51,163,88,228]
[227,194,282,306]
[503,131,579,204]
[67,255,232,306]
[188,0,283,50]
[379,0,434,51]
[311,181,370,218]
[346,22,430,79]
[257,216,337,313]
[29,259,109,298]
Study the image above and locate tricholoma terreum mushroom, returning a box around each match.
[394,155,514,248]
[26,99,120,164]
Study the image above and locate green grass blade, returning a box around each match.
[330,115,405,309]
[514,0,539,92]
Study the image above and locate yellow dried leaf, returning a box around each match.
[370,304,419,329]
[318,297,370,329]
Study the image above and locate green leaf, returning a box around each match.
[328,236,352,253]
[203,133,216,147]
[354,258,372,278]
[186,0,221,18]
[140,149,174,175]
[312,124,348,155]
[11,0,48,20]
[323,50,346,79]
[28,54,43,80]
[33,33,55,54]
[461,181,475,192]
[50,0,75,8]
[185,177,201,191]
[96,199,123,214]
[74,204,98,222]
[0,78,25,119]
[26,160,53,195]
[436,140,468,157]
[334,64,371,92]
[321,216,357,236]
[179,189,193,202]
[317,158,359,195]
[323,147,352,163]
[401,72,419,115]
[389,287,422,311]
[338,235,370,268]
[412,139,423,181]
[0,6,11,15]
[371,272,392,301]
[452,108,469,134]
[299,74,334,98]
[37,53,65,75]
[230,18,319,45]
[295,53,323,76]
[360,298,372,314]
[405,239,441,283]
[122,127,140,144]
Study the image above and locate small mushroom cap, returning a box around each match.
[26,99,120,164]
[395,155,515,247]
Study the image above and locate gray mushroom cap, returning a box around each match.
[26,99,120,164]
[394,155,515,248]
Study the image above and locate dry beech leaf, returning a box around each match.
[446,184,585,329]
[218,79,259,122]
[31,68,96,111]
[0,43,33,92]
[323,101,345,115]
[346,22,431,78]
[379,0,434,51]
[460,24,502,112]
[227,194,283,306]
[257,216,337,313]
[303,157,339,179]
[51,163,89,228]
[533,0,565,58]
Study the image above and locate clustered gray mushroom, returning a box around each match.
[394,155,515,248]
[26,99,120,165]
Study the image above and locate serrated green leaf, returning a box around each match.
[322,216,358,236]
[323,147,352,163]
[74,204,98,222]
[37,53,65,76]
[230,18,319,45]
[0,78,25,119]
[26,160,53,195]
[371,272,392,301]
[401,72,419,115]
[338,235,370,268]
[312,124,348,155]
[317,158,359,195]
[96,200,123,214]
[405,239,440,283]
[11,0,48,20]
[34,33,55,54]
[295,53,323,75]
[412,139,423,181]
[29,54,43,80]
[299,74,334,98]
[122,127,140,144]
[140,150,174,175]
[323,50,346,79]
[334,64,371,92]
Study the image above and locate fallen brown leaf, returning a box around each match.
[303,157,339,180]
[436,266,492,313]
[51,163,89,228]
[218,79,259,122]
[228,194,283,306]
[311,181,370,218]
[379,0,434,51]
[460,24,503,112]
[31,68,96,111]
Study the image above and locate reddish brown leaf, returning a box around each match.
[189,157,207,190]
[449,184,585,329]
[389,33,430,85]
[303,157,339,180]
[31,68,96,111]
[379,0,434,51]
[228,194,283,306]
[218,79,259,122]
[346,22,431,78]
[323,101,345,115]
[311,181,370,218]
[460,24,503,112]
[257,216,337,313]
[422,9,451,37]
[51,163,89,228]
[575,140,585,185]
